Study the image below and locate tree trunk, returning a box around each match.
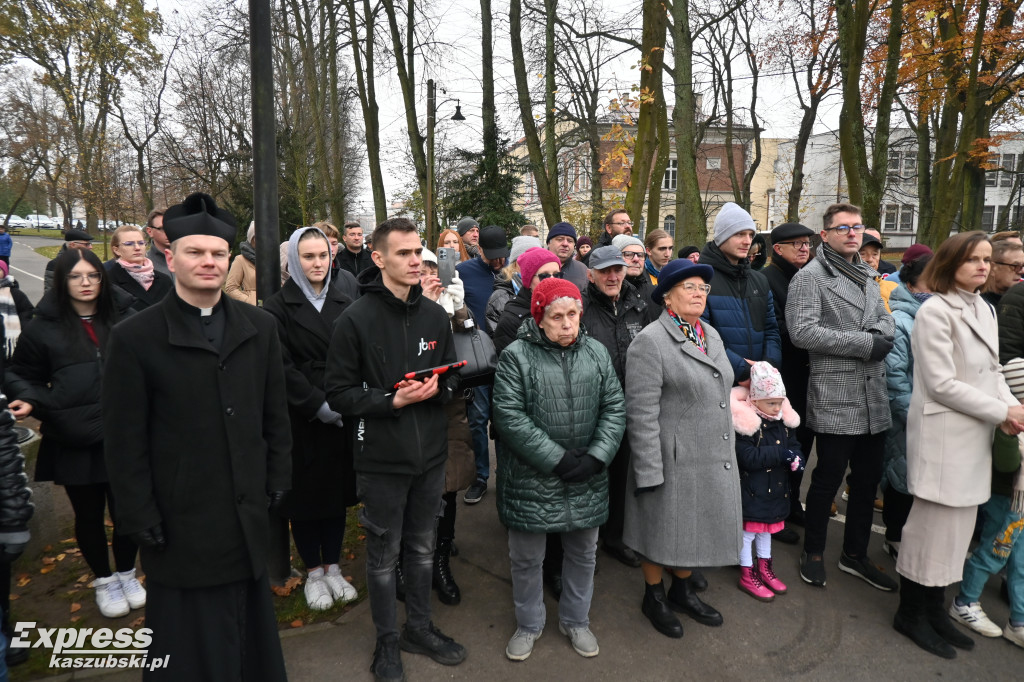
[481,0,498,189]
[347,0,387,224]
[671,0,706,248]
[625,0,667,224]
[647,96,670,236]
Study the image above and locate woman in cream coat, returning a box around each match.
[894,231,1024,659]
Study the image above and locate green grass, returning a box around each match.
[7,228,65,239]
[33,246,61,260]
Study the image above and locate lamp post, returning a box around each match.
[425,78,466,245]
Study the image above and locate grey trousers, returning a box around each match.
[508,526,599,632]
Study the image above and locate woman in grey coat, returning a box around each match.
[624,259,742,639]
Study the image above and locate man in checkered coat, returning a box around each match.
[786,203,897,593]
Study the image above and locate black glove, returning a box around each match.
[268,490,288,511]
[553,448,586,478]
[561,453,605,483]
[131,524,166,550]
[868,333,894,362]
[634,485,661,497]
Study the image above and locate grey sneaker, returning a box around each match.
[505,627,542,661]
[463,479,487,505]
[558,622,599,658]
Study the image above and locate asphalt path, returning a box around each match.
[8,234,74,305]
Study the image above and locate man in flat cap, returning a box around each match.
[102,193,292,681]
[43,228,94,292]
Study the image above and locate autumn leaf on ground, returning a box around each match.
[56,553,66,561]
[75,573,89,584]
[271,576,301,597]
[70,616,80,623]
[41,557,56,565]
[43,545,53,552]
[290,620,304,628]
[15,574,30,587]
[40,565,54,574]
[130,617,145,628]
[70,603,81,613]
[9,594,18,601]
[61,538,76,544]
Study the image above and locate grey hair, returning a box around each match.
[247,221,256,243]
[544,296,582,314]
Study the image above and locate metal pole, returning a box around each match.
[426,79,436,243]
[250,0,281,304]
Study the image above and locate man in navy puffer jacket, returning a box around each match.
[699,203,781,384]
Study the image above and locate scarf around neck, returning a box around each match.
[645,258,661,279]
[0,280,20,358]
[119,258,155,291]
[821,243,870,289]
[667,309,707,354]
[287,227,332,312]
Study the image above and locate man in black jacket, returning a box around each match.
[102,193,292,681]
[580,245,649,567]
[326,217,466,682]
[763,222,817,540]
[336,220,374,277]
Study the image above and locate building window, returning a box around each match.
[902,152,917,187]
[884,205,898,232]
[664,214,676,238]
[888,150,917,187]
[899,204,914,231]
[706,157,721,170]
[982,205,996,232]
[663,159,678,190]
[1001,154,1016,188]
[637,217,646,239]
[888,151,900,184]
[987,167,998,187]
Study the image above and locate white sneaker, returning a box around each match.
[94,575,130,618]
[116,569,147,610]
[304,570,334,611]
[506,627,542,661]
[324,564,357,603]
[558,622,599,658]
[1004,622,1024,649]
[948,600,1002,637]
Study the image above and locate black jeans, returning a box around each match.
[64,483,137,577]
[357,462,445,638]
[882,488,914,543]
[803,432,885,557]
[290,516,346,568]
[437,491,457,541]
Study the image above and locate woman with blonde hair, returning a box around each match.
[107,224,172,311]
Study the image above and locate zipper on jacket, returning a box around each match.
[560,349,575,522]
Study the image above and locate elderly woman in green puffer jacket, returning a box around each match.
[492,277,625,663]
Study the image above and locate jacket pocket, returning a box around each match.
[921,400,954,416]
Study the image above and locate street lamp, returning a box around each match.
[425,79,467,245]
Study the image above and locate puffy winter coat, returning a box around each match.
[731,386,801,524]
[486,276,518,334]
[580,280,649,385]
[0,396,33,562]
[883,284,924,494]
[493,286,532,356]
[492,319,626,533]
[699,241,781,382]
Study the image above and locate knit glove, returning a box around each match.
[553,448,587,478]
[561,453,605,483]
[315,401,344,428]
[868,333,894,362]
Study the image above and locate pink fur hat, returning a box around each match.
[748,361,786,401]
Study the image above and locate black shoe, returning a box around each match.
[641,582,684,638]
[925,587,974,650]
[602,542,641,568]
[544,570,563,600]
[399,622,467,666]
[667,575,723,626]
[688,569,708,592]
[893,576,956,659]
[463,479,487,505]
[799,552,826,587]
[774,527,800,545]
[371,633,406,682]
[395,557,406,603]
[433,538,461,606]
[838,552,898,592]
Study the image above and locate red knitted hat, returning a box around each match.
[531,277,582,325]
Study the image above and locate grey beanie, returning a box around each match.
[457,216,479,236]
[713,202,756,246]
[510,235,542,264]
[612,234,645,251]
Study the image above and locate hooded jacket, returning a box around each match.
[325,266,458,476]
[699,241,781,382]
[883,284,925,495]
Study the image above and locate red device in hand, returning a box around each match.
[393,361,467,389]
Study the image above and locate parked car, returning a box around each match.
[3,216,29,230]
[25,214,55,229]
[49,216,67,229]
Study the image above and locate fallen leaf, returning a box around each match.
[270,585,290,597]
[290,620,304,628]
[75,573,90,584]
[358,535,366,541]
[347,553,355,560]
[130,616,145,627]
[15,574,30,587]
[44,545,53,552]
[70,603,81,613]
[56,553,66,561]
[70,616,80,623]
[9,594,18,601]
[40,565,54,574]
[61,538,76,544]
[41,557,56,565]
[344,576,354,583]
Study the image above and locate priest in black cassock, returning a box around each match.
[103,193,292,681]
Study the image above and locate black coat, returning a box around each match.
[492,285,532,356]
[763,256,810,418]
[328,262,361,300]
[335,247,374,278]
[580,280,650,385]
[263,279,356,519]
[736,416,801,524]
[626,273,659,314]
[107,261,173,311]
[325,267,457,476]
[6,291,133,484]
[102,292,292,589]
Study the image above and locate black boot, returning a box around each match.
[433,538,461,606]
[925,586,974,650]
[893,577,956,659]
[395,550,406,603]
[667,574,723,626]
[688,569,708,592]
[641,582,684,638]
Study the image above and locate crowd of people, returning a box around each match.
[0,197,1022,682]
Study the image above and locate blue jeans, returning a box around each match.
[958,494,1024,623]
[356,462,445,638]
[467,385,491,481]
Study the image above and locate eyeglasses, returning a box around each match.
[778,241,811,250]
[680,282,711,295]
[613,220,634,227]
[621,251,645,260]
[119,240,146,248]
[993,260,1024,272]
[148,225,164,231]
[537,272,563,282]
[823,224,867,235]
[68,272,102,284]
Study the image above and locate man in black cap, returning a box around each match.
[456,225,509,504]
[763,222,817,541]
[43,228,94,292]
[863,228,896,275]
[457,216,481,258]
[102,193,292,681]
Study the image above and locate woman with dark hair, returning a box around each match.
[893,231,1024,658]
[107,225,172,311]
[5,248,138,619]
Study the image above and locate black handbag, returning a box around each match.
[452,311,497,388]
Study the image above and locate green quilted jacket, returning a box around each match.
[492,318,626,532]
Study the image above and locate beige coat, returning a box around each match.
[906,290,1017,507]
[224,254,257,305]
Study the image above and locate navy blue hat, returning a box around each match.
[546,222,578,243]
[652,259,714,305]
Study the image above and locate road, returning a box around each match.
[8,234,66,304]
